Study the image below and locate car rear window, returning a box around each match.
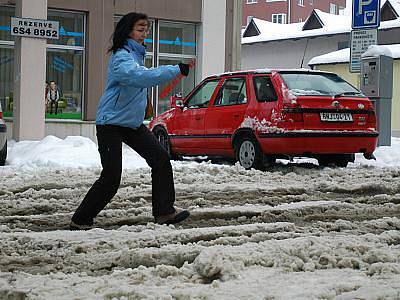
[280,72,362,97]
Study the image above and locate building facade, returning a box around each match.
[242,0,345,26]
[241,3,400,69]
[0,0,241,141]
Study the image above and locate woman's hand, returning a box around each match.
[178,63,190,76]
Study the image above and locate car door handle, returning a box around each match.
[233,114,240,118]
[195,116,202,120]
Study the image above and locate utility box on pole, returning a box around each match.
[360,54,393,146]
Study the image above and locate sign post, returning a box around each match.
[349,29,377,73]
[352,0,381,29]
[349,0,381,73]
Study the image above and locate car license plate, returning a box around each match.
[320,112,353,122]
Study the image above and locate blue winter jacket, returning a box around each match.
[96,39,180,129]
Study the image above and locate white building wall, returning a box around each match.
[241,34,348,69]
[198,0,226,79]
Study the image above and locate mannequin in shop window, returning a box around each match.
[47,81,60,114]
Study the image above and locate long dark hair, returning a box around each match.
[108,12,149,54]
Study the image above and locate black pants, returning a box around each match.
[72,124,176,225]
[50,100,58,114]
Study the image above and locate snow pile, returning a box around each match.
[2,135,400,169]
[355,137,400,167]
[362,44,393,58]
[5,135,148,170]
[309,44,400,66]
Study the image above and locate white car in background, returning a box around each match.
[0,102,7,166]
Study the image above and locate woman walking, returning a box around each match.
[70,12,190,230]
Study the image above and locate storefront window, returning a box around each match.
[157,57,195,115]
[0,6,85,120]
[0,46,14,117]
[46,49,83,119]
[47,10,84,47]
[0,6,14,42]
[159,22,196,56]
[157,21,197,115]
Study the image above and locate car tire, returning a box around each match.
[235,136,264,170]
[0,140,7,166]
[153,127,180,160]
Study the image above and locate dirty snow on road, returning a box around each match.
[0,137,400,299]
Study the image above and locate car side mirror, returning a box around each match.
[170,94,184,109]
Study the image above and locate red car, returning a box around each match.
[150,69,378,169]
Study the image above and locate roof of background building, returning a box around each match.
[308,44,400,65]
[242,0,400,45]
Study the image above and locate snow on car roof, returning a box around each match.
[207,68,334,79]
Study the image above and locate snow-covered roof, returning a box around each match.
[242,1,400,45]
[384,0,400,17]
[308,44,400,66]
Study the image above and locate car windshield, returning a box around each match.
[280,72,362,97]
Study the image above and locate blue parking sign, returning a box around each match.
[352,0,381,29]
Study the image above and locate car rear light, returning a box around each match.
[367,106,376,124]
[282,103,303,122]
[0,111,3,119]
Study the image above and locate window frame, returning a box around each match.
[330,3,338,14]
[156,20,197,115]
[272,13,287,24]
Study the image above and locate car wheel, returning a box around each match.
[0,140,7,166]
[153,127,180,160]
[235,136,263,170]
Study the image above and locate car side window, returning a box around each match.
[214,78,247,106]
[253,76,278,102]
[186,80,220,108]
